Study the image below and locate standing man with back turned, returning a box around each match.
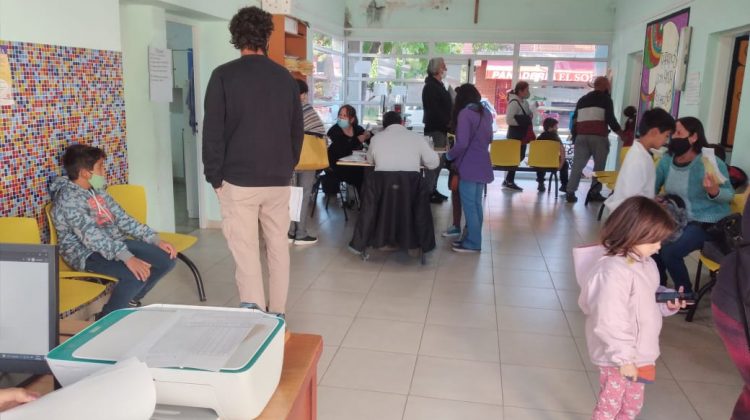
[422,57,452,204]
[566,76,622,204]
[202,6,304,317]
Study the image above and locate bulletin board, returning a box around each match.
[638,8,691,122]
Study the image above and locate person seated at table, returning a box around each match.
[604,107,675,213]
[535,117,569,192]
[326,105,372,197]
[367,111,440,172]
[653,116,734,293]
[51,144,177,317]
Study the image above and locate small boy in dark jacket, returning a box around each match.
[535,117,568,192]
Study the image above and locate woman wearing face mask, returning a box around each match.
[653,116,734,294]
[326,105,371,195]
[504,81,542,192]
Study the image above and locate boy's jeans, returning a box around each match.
[86,239,176,315]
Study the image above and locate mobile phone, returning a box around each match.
[655,291,697,303]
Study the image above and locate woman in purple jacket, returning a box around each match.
[446,84,494,252]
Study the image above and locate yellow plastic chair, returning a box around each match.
[0,216,111,318]
[528,140,562,198]
[490,139,522,168]
[687,189,748,322]
[44,203,119,284]
[107,184,205,301]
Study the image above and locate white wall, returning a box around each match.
[120,4,176,231]
[610,0,750,170]
[0,0,121,50]
[344,0,614,43]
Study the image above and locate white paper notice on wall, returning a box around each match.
[683,72,701,105]
[289,186,303,222]
[149,46,173,103]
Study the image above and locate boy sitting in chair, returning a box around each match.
[50,144,176,317]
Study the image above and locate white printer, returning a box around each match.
[47,304,286,420]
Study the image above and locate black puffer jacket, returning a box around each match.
[349,171,435,253]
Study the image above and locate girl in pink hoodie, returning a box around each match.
[574,197,687,419]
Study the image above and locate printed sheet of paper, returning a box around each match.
[3,358,155,420]
[701,147,727,183]
[289,186,303,222]
[149,46,173,102]
[143,311,257,372]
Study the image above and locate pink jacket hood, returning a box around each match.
[573,244,677,367]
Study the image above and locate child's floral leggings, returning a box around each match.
[593,366,645,419]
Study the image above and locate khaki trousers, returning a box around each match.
[218,182,290,313]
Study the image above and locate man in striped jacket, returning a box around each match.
[565,76,623,203]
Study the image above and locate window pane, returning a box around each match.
[552,61,607,84]
[474,60,514,131]
[346,56,427,80]
[313,50,343,102]
[312,32,343,52]
[313,104,339,125]
[519,44,608,58]
[518,61,552,83]
[435,42,513,56]
[347,41,428,55]
[528,84,594,132]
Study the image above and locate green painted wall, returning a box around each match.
[610,0,750,170]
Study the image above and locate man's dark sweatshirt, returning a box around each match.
[203,54,304,189]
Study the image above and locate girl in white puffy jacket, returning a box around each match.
[574,196,687,419]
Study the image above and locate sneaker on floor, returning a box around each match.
[441,226,461,237]
[587,192,607,202]
[430,194,445,204]
[128,299,142,308]
[559,185,568,192]
[451,240,463,247]
[537,182,546,192]
[347,245,362,255]
[287,233,295,244]
[566,193,578,203]
[452,244,480,253]
[502,181,523,192]
[294,235,318,245]
[433,191,448,200]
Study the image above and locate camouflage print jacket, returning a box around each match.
[49,177,159,271]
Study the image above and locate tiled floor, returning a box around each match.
[143,174,742,419]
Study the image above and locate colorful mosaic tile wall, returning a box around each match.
[0,41,127,238]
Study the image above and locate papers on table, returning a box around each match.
[74,309,259,372]
[3,358,156,420]
[702,147,727,183]
[338,151,368,162]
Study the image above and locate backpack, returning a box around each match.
[703,213,744,261]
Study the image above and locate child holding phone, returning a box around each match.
[574,196,687,419]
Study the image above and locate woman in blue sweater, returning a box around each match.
[654,117,734,292]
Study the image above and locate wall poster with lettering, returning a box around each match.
[638,8,690,121]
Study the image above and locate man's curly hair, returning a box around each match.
[229,6,274,52]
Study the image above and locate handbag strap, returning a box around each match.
[509,99,528,116]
